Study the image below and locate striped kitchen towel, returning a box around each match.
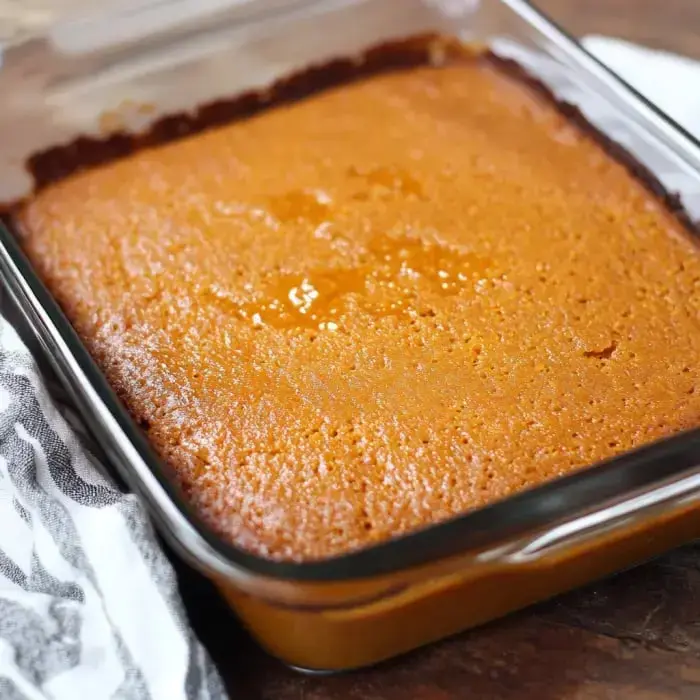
[0,316,225,699]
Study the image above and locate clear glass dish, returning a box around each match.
[2,0,700,671]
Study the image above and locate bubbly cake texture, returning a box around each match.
[16,45,700,561]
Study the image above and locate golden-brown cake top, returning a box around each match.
[16,47,700,561]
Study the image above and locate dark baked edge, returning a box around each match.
[486,52,699,236]
[18,35,452,201]
[7,32,699,241]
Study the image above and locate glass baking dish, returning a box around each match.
[3,0,700,672]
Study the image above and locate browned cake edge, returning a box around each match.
[4,33,698,242]
[17,35,463,201]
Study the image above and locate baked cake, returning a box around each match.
[15,40,700,561]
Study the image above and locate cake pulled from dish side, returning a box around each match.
[15,38,700,561]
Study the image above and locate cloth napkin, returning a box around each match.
[0,320,226,700]
[584,36,700,138]
[0,34,697,700]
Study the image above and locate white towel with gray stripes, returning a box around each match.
[0,315,225,699]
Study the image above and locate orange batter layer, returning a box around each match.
[16,50,700,561]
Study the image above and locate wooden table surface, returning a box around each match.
[178,2,700,698]
[537,0,700,59]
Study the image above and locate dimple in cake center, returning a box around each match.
[238,232,495,330]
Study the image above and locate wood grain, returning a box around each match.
[180,3,700,698]
[536,0,700,59]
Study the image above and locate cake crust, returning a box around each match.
[14,39,700,561]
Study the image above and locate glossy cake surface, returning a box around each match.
[16,46,700,560]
